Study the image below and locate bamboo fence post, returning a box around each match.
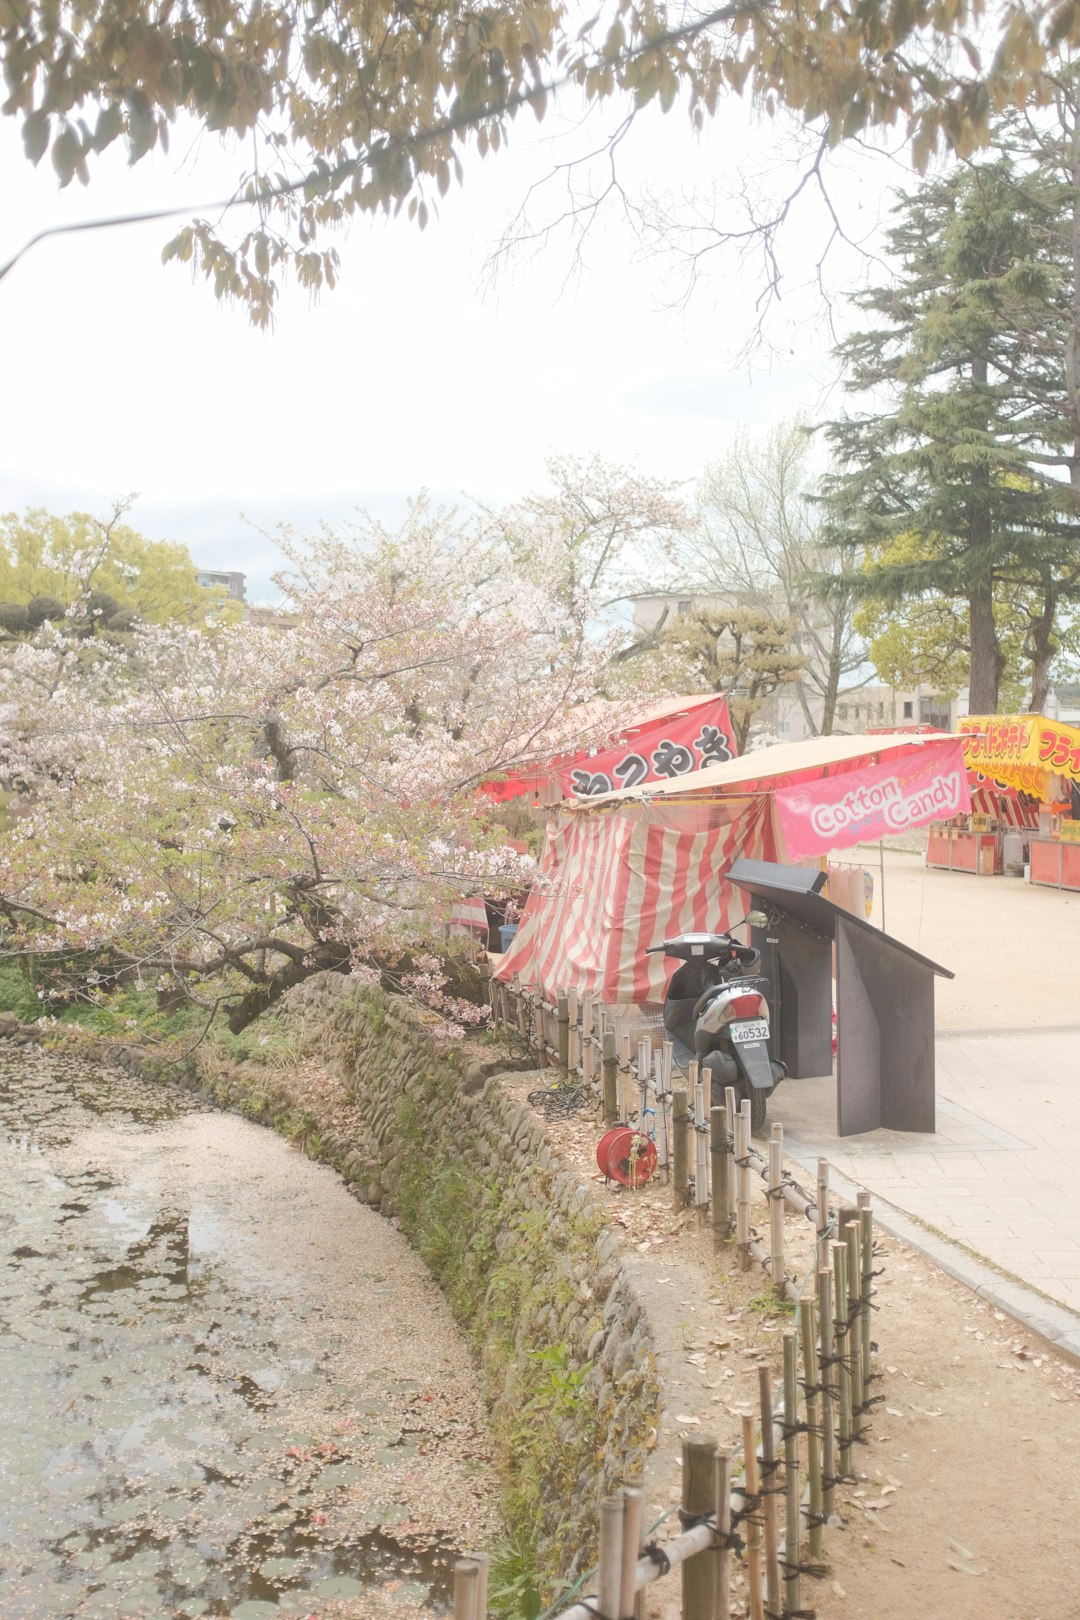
[715,1449,732,1620]
[513,974,527,1038]
[583,994,595,1085]
[798,1294,824,1563]
[681,1435,718,1620]
[756,1363,783,1620]
[602,1030,619,1126]
[619,1030,633,1120]
[619,1485,645,1620]
[816,1266,837,1521]
[692,1073,709,1215]
[535,994,548,1068]
[637,1038,651,1117]
[454,1557,482,1620]
[724,1088,738,1229]
[782,1329,801,1618]
[710,1107,730,1250]
[816,1158,830,1270]
[567,988,580,1074]
[768,1124,785,1293]
[673,1089,690,1209]
[597,1496,624,1619]
[833,1242,853,1478]
[843,1214,865,1436]
[858,1190,875,1382]
[653,1053,669,1171]
[474,1552,489,1618]
[741,1415,765,1620]
[736,1099,753,1272]
[557,992,570,1079]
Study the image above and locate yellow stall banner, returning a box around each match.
[960,715,1080,793]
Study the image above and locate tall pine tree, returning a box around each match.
[821,151,1080,713]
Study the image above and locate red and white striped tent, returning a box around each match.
[494,797,776,1004]
[494,730,961,1005]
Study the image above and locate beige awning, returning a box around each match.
[568,731,964,808]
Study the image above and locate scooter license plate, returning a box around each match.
[731,1020,769,1044]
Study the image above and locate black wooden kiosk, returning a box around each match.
[727,857,954,1137]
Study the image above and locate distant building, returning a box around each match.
[196,569,247,603]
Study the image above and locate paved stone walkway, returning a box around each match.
[774,1027,1080,1348]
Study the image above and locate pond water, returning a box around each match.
[0,1051,499,1620]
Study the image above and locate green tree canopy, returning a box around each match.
[821,150,1080,713]
[0,506,238,628]
[3,0,1077,320]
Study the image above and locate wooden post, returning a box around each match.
[724,1087,738,1230]
[769,1124,785,1293]
[513,973,527,1037]
[597,1495,624,1619]
[673,1089,690,1210]
[782,1329,801,1618]
[619,1486,644,1620]
[454,1557,481,1620]
[715,1449,732,1620]
[602,1030,619,1126]
[816,1266,837,1521]
[799,1295,824,1562]
[833,1241,853,1478]
[741,1415,765,1620]
[557,992,570,1079]
[756,1364,782,1620]
[736,1099,753,1272]
[681,1435,717,1620]
[474,1552,489,1618]
[858,1190,875,1381]
[710,1106,730,1250]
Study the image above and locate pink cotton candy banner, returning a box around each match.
[774,740,972,858]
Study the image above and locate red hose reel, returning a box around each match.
[595,1125,658,1187]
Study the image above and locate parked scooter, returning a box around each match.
[646,926,786,1134]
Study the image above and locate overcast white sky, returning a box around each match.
[0,83,909,598]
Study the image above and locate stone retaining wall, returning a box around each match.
[189,979,661,1595]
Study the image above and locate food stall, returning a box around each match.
[953,716,1080,888]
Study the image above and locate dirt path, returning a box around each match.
[509,849,1080,1616]
[513,1086,1080,1620]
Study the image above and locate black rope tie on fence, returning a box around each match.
[765,1605,816,1620]
[734,1153,754,1169]
[781,1416,825,1441]
[729,1489,763,1528]
[576,1600,603,1618]
[642,1541,671,1577]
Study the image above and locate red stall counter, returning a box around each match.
[1029,836,1080,891]
[925,827,1000,875]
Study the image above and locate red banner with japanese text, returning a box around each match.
[559,696,736,798]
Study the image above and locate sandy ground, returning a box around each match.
[511,846,1080,1619]
[834,843,1080,1032]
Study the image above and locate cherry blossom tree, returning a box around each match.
[0,510,629,1033]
